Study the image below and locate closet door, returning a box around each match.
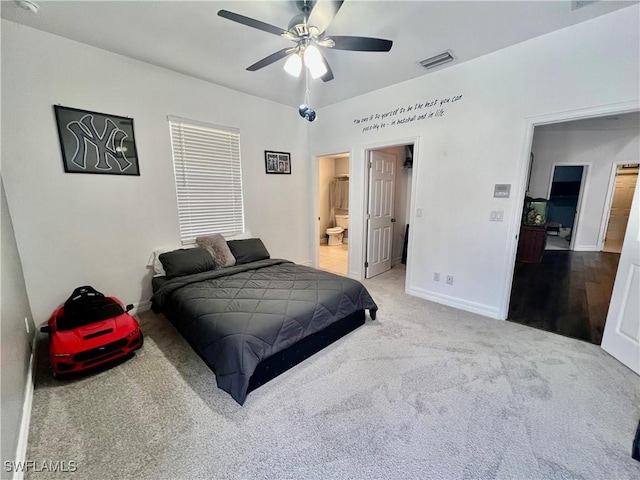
[366,151,396,278]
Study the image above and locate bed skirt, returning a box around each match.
[247,309,365,394]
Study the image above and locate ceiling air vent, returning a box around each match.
[419,51,454,70]
[572,1,598,10]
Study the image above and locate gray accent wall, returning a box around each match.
[1,177,34,471]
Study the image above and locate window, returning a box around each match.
[168,116,244,244]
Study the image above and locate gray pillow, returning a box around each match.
[159,247,216,279]
[226,238,270,265]
[196,233,236,269]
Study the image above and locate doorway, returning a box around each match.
[508,112,639,346]
[318,153,349,275]
[364,144,413,279]
[545,165,587,251]
[602,164,639,254]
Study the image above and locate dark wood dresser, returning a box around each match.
[516,225,546,263]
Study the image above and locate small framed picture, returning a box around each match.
[265,151,291,175]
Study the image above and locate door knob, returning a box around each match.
[391,218,396,223]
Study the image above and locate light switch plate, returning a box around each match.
[490,210,504,222]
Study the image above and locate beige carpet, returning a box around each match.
[25,266,640,479]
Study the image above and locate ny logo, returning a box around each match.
[66,114,132,172]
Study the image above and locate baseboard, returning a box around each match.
[299,260,313,267]
[131,301,151,315]
[12,335,38,480]
[573,245,599,252]
[407,286,501,320]
[391,256,403,267]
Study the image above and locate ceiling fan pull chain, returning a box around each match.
[298,69,317,122]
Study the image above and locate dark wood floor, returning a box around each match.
[508,250,621,345]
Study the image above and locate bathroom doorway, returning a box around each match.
[318,153,350,275]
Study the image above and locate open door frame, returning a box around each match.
[502,101,639,320]
[359,137,419,288]
[502,101,639,373]
[545,162,590,251]
[312,148,354,272]
[597,161,640,251]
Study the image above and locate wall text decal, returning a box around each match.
[353,95,463,133]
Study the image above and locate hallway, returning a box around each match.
[508,251,620,345]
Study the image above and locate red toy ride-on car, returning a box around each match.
[41,286,143,377]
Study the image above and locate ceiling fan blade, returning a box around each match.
[328,36,393,52]
[307,0,344,34]
[218,10,290,38]
[246,48,294,71]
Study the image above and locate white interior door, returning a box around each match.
[366,151,396,278]
[601,171,640,375]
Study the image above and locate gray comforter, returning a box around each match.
[151,259,377,404]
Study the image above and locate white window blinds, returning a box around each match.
[168,116,244,244]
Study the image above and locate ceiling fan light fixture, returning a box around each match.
[219,1,392,82]
[284,53,303,77]
[304,44,327,79]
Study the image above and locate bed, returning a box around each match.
[150,238,377,405]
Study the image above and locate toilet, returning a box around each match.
[326,227,344,245]
[326,214,349,246]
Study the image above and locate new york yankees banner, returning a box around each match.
[54,106,140,176]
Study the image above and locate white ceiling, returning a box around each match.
[2,0,636,108]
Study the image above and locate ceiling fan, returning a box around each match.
[217,0,393,82]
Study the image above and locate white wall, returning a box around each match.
[335,157,349,176]
[529,118,640,250]
[3,6,639,327]
[310,6,640,318]
[1,20,311,323]
[1,178,35,470]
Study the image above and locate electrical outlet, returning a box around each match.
[446,275,454,285]
[433,272,440,282]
